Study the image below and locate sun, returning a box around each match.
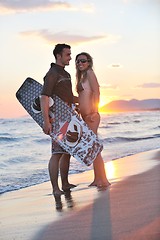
[98,95,111,109]
[98,98,108,113]
[99,96,108,108]
[99,100,106,108]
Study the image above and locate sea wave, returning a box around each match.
[0,111,160,195]
[103,134,160,143]
[0,136,22,143]
[0,167,86,194]
[33,138,50,144]
[99,120,142,128]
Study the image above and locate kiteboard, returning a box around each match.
[16,77,103,166]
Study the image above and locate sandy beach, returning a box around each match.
[0,149,160,240]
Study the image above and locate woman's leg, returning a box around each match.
[90,153,111,187]
[84,113,110,188]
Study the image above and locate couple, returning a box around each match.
[40,43,110,196]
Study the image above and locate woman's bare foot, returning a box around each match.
[89,180,111,188]
[62,183,77,192]
[97,180,111,191]
[88,181,97,187]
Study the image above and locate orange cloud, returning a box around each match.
[136,82,160,88]
[100,84,119,90]
[20,30,115,45]
[107,64,123,68]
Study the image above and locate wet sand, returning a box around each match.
[0,149,160,240]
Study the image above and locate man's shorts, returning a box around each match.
[51,138,67,154]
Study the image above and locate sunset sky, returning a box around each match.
[0,0,159,118]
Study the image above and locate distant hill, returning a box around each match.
[100,99,160,112]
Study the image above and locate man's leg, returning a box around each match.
[48,153,63,195]
[60,154,76,191]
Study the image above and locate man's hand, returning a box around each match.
[42,121,52,135]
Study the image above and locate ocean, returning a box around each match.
[0,111,160,195]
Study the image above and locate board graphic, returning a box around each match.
[16,78,103,166]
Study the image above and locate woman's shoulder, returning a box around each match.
[87,68,94,74]
[86,69,97,80]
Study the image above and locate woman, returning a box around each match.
[75,52,110,189]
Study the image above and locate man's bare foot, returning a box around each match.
[62,183,77,192]
[53,189,64,196]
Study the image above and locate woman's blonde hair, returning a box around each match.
[75,52,93,92]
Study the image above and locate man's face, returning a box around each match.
[59,48,71,66]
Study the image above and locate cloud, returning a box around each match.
[107,64,123,69]
[137,82,160,88]
[0,0,95,14]
[100,84,118,90]
[81,3,95,12]
[20,29,118,45]
[0,0,74,14]
[122,0,159,4]
[122,0,130,3]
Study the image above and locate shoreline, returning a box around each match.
[1,147,159,196]
[1,149,160,240]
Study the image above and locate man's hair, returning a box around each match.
[53,43,71,59]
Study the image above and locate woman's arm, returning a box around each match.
[87,69,100,112]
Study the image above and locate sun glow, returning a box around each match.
[98,96,111,111]
[99,98,108,108]
[105,161,115,180]
[98,94,115,110]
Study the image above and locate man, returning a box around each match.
[40,43,77,196]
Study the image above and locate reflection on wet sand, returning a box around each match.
[54,191,75,211]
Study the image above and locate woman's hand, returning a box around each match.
[85,112,99,122]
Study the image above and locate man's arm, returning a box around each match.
[40,95,52,135]
[73,95,79,103]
